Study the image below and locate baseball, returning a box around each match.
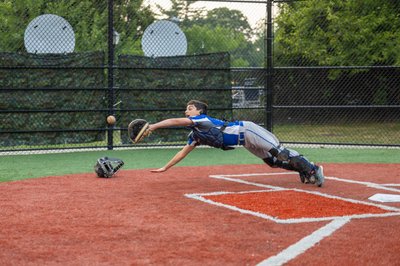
[107,115,116,125]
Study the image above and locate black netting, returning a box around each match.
[272,67,400,145]
[0,52,106,147]
[272,0,400,146]
[116,52,232,145]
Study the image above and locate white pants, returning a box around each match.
[242,121,299,159]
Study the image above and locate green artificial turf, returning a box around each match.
[0,147,399,182]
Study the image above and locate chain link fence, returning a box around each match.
[272,0,400,147]
[0,0,399,154]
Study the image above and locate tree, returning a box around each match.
[189,7,252,41]
[154,0,204,26]
[0,0,155,54]
[185,24,247,65]
[156,2,257,67]
[274,0,400,66]
[113,0,155,54]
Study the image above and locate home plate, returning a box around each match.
[369,193,400,203]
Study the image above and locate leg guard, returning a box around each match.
[264,156,315,184]
[263,157,295,171]
[269,148,290,162]
[288,156,315,175]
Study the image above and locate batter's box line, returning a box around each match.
[209,172,400,209]
[216,172,400,189]
[184,173,400,223]
[212,172,400,193]
[185,190,400,224]
[211,174,400,212]
[325,176,400,193]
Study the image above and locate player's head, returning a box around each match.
[186,100,208,116]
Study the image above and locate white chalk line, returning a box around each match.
[185,191,400,224]
[326,176,400,193]
[185,172,400,266]
[383,184,400,187]
[216,172,295,177]
[209,175,400,212]
[257,218,351,266]
[212,172,400,193]
[209,174,288,191]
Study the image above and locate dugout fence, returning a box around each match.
[0,0,399,154]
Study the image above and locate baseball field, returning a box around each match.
[1,147,399,265]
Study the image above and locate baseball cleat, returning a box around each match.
[314,165,325,187]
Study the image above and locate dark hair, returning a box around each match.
[187,100,208,114]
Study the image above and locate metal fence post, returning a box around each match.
[265,0,273,132]
[107,0,115,150]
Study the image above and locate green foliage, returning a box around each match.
[275,0,400,66]
[272,1,400,108]
[0,0,262,66]
[0,0,155,54]
[157,2,258,67]
[196,7,252,40]
[184,25,250,67]
[113,0,155,55]
[155,0,204,23]
[185,25,240,53]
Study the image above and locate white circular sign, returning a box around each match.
[24,14,75,54]
[142,20,187,57]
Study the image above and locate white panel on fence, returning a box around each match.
[24,14,75,54]
[141,20,187,57]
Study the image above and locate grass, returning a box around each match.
[274,122,400,144]
[2,122,398,152]
[0,147,399,182]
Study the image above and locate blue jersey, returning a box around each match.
[187,114,244,147]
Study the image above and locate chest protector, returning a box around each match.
[191,122,234,151]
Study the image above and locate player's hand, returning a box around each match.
[150,167,167,173]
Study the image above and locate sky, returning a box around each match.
[143,0,270,29]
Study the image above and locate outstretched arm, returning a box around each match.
[151,144,195,173]
[149,118,193,132]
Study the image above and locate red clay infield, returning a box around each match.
[0,163,399,265]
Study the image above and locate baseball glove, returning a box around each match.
[128,119,151,144]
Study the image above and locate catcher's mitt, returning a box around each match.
[94,157,124,178]
[128,119,151,143]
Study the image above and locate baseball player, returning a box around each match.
[144,100,324,186]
